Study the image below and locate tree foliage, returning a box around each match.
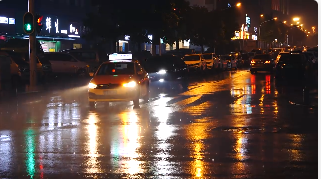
[259,15,306,45]
[83,0,241,53]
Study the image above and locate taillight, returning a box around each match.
[251,60,255,64]
[265,60,271,63]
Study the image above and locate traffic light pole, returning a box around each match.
[28,0,37,89]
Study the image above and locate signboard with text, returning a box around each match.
[43,16,81,37]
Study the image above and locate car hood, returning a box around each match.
[184,60,200,64]
[90,75,136,84]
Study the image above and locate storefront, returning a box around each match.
[38,15,84,51]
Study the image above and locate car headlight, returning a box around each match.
[123,81,136,87]
[88,82,97,89]
[157,69,166,74]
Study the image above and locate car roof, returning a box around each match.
[102,60,137,64]
[185,54,200,56]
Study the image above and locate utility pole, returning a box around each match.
[28,0,37,89]
[159,38,162,56]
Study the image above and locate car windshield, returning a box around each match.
[96,63,134,75]
[183,55,200,61]
[253,55,271,60]
[202,54,212,59]
[279,55,302,64]
[220,56,232,60]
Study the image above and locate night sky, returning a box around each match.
[290,0,318,29]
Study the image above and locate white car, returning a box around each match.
[44,52,89,75]
[219,55,237,70]
[202,53,215,69]
[182,54,207,72]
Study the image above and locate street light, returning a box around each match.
[273,17,277,20]
[283,21,286,24]
[293,17,300,21]
[236,2,241,7]
[260,14,264,17]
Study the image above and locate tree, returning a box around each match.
[187,5,212,53]
[83,0,126,52]
[163,0,191,50]
[219,7,240,44]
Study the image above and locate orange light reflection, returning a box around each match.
[84,112,102,174]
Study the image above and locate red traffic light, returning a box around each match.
[37,16,43,24]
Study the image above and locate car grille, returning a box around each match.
[95,84,121,89]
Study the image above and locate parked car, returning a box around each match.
[182,54,206,72]
[202,53,215,70]
[63,49,108,73]
[250,54,274,74]
[0,50,30,82]
[219,55,237,70]
[20,53,52,77]
[44,52,89,76]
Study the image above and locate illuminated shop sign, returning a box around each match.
[44,16,80,36]
[9,18,15,24]
[0,16,15,24]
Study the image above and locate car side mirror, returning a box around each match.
[137,71,143,75]
[89,72,94,77]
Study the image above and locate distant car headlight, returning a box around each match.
[157,69,166,74]
[123,81,136,87]
[88,82,97,89]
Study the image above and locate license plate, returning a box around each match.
[104,90,117,95]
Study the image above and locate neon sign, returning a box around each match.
[0,17,8,24]
[46,17,51,33]
[55,19,59,33]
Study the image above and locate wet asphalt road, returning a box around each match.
[0,69,318,179]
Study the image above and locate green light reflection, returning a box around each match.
[25,129,36,178]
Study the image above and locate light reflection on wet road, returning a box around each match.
[0,69,317,178]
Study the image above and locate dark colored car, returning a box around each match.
[0,50,30,82]
[240,53,250,67]
[142,55,188,83]
[21,53,52,75]
[275,53,309,79]
[250,54,273,73]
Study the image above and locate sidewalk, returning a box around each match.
[0,76,91,103]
